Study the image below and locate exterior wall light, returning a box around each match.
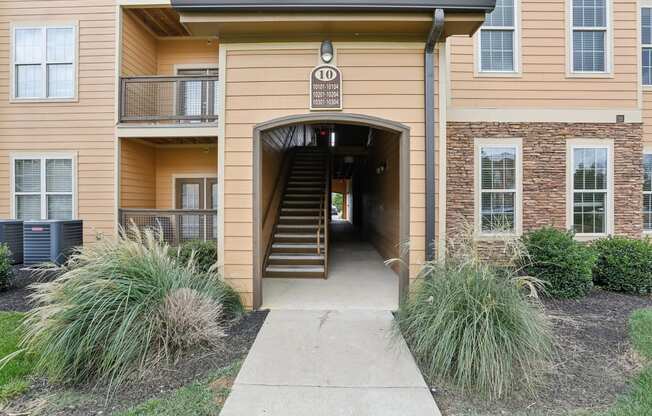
[320,40,334,63]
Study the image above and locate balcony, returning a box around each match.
[119,208,218,246]
[118,75,219,125]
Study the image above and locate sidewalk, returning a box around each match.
[220,309,441,416]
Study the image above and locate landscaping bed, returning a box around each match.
[433,289,652,416]
[0,266,57,312]
[3,310,267,415]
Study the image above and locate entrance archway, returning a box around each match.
[252,113,410,309]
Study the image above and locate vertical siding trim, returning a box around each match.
[114,6,123,236]
[217,45,227,273]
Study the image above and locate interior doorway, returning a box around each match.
[253,114,410,310]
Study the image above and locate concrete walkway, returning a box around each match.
[262,221,399,310]
[220,310,441,416]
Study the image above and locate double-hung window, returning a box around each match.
[476,139,522,236]
[479,0,518,72]
[13,155,75,221]
[570,0,609,73]
[644,153,652,231]
[568,141,613,236]
[642,8,652,86]
[13,25,76,100]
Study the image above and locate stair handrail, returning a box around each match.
[317,195,323,254]
[322,149,331,277]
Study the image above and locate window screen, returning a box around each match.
[13,26,75,99]
[572,148,608,233]
[479,0,517,72]
[480,146,517,232]
[14,157,73,220]
[642,8,652,85]
[644,154,652,231]
[571,0,608,72]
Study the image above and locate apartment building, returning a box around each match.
[0,0,648,309]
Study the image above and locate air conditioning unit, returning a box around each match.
[23,220,83,266]
[0,220,23,264]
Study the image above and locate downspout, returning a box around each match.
[425,8,445,261]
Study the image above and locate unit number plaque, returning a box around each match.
[310,65,342,111]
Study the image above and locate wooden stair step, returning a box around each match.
[277,224,323,230]
[274,233,322,239]
[279,215,320,222]
[266,265,325,272]
[267,253,325,265]
[272,242,325,250]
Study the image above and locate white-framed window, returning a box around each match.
[12,154,76,221]
[642,7,652,86]
[474,138,523,236]
[478,0,519,73]
[567,140,613,237]
[569,0,610,73]
[644,152,652,231]
[12,24,76,100]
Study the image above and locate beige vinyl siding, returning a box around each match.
[223,44,439,307]
[155,146,217,209]
[157,39,219,75]
[0,0,117,242]
[119,143,217,209]
[363,128,400,265]
[120,140,156,208]
[121,10,157,76]
[449,0,638,109]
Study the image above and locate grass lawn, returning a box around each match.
[115,361,242,416]
[602,308,652,416]
[0,311,35,403]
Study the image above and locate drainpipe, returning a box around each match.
[425,9,445,261]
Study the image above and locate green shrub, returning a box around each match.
[22,228,243,389]
[592,237,652,295]
[0,244,13,290]
[520,227,596,299]
[175,240,218,275]
[397,261,552,399]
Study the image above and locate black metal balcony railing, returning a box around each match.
[119,76,219,124]
[119,209,218,246]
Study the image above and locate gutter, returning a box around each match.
[425,8,445,261]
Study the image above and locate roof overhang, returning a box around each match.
[172,0,493,39]
[171,0,495,13]
[178,11,485,39]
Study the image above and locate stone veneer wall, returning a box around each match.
[446,122,644,245]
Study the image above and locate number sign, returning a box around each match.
[310,65,342,110]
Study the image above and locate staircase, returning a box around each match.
[265,147,329,279]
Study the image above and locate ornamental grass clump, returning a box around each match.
[21,227,243,390]
[397,222,552,399]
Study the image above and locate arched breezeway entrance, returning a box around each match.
[252,113,410,310]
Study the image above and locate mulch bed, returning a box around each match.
[434,289,652,416]
[0,266,58,313]
[4,310,267,416]
[1,268,268,415]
